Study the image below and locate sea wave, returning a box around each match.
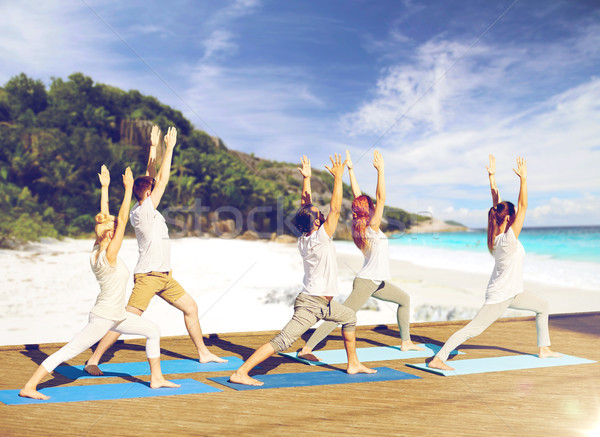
[336,240,600,292]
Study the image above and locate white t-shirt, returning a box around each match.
[357,227,391,281]
[130,198,171,274]
[298,225,338,296]
[89,246,129,321]
[485,227,525,304]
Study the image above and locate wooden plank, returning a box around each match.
[1,313,598,436]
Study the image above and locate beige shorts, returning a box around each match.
[127,271,186,311]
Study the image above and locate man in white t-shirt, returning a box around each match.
[85,126,225,374]
[229,154,376,386]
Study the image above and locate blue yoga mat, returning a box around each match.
[279,343,462,366]
[406,353,596,376]
[55,356,243,379]
[0,378,221,405]
[209,366,420,391]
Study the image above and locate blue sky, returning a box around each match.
[1,0,599,227]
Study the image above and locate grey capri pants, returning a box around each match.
[436,291,551,362]
[270,293,357,353]
[305,277,411,350]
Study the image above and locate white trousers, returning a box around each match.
[41,312,161,373]
[436,291,551,362]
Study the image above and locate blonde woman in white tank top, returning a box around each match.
[19,166,179,400]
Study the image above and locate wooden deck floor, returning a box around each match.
[1,312,598,437]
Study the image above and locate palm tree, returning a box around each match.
[171,153,192,204]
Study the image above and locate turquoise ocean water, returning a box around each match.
[340,225,600,292]
[389,226,600,263]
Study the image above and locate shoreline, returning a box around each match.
[1,237,598,346]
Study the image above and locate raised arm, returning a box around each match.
[510,157,527,240]
[105,167,134,266]
[346,149,362,198]
[145,125,160,179]
[322,153,346,237]
[486,154,500,207]
[98,165,110,215]
[369,150,386,232]
[298,155,312,206]
[150,126,177,208]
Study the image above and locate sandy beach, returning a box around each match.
[1,236,599,346]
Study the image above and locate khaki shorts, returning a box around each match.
[127,271,187,311]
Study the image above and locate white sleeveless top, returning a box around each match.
[485,227,525,304]
[90,246,129,321]
[357,227,391,281]
[298,226,338,296]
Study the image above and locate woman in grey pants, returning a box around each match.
[429,156,561,371]
[298,150,423,362]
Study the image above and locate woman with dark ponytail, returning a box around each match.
[298,150,422,361]
[429,155,560,371]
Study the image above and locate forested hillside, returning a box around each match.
[0,73,426,247]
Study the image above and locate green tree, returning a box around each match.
[3,73,48,118]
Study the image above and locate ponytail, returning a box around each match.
[351,195,375,251]
[487,201,516,254]
[487,207,498,254]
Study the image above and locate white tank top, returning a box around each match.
[485,227,525,304]
[357,227,391,281]
[90,247,129,321]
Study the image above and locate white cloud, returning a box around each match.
[0,1,119,81]
[197,0,263,61]
[341,39,511,137]
[202,30,238,61]
[341,27,600,226]
[529,194,600,224]
[0,1,597,228]
[0,0,161,92]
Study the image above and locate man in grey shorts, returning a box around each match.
[229,154,377,386]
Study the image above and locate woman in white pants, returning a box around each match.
[429,156,560,371]
[19,165,179,400]
[298,150,422,361]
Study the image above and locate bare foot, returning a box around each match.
[199,351,228,364]
[347,363,377,375]
[150,378,181,389]
[538,347,562,359]
[298,352,321,362]
[400,341,425,352]
[84,363,103,376]
[19,388,49,400]
[428,356,454,371]
[229,371,264,386]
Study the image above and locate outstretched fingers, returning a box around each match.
[325,153,346,176]
[512,156,527,178]
[298,155,311,177]
[164,126,178,148]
